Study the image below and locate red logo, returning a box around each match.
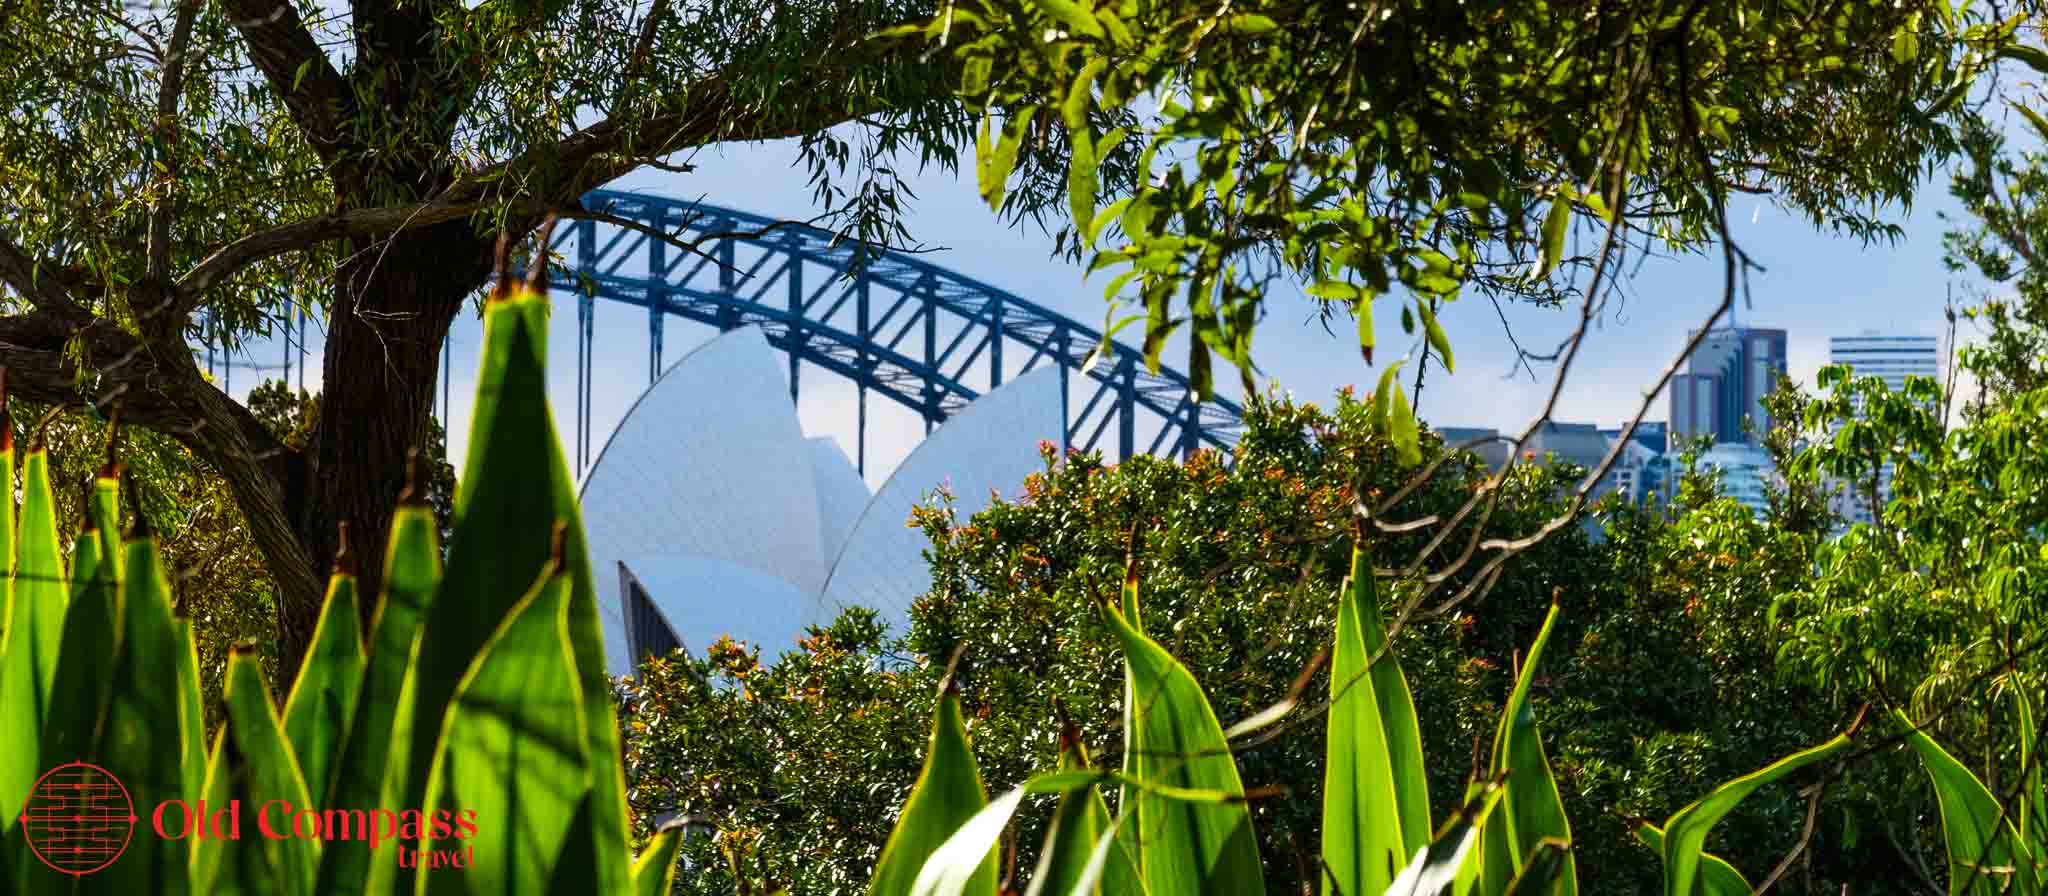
[18,761,136,876]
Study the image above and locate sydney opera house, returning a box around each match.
[580,326,1065,674]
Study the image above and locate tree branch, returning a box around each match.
[219,0,358,169]
[0,228,84,314]
[175,199,491,302]
[145,0,202,289]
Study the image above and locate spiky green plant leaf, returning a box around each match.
[419,557,594,896]
[1388,778,1504,896]
[870,689,992,896]
[911,785,1023,896]
[0,449,68,824]
[1479,601,1576,894]
[1659,723,1855,896]
[1897,708,2038,895]
[75,529,200,895]
[1633,824,1750,895]
[629,823,689,896]
[1026,739,1141,896]
[407,286,629,895]
[318,503,440,895]
[34,476,121,780]
[1323,543,1426,896]
[223,648,320,895]
[1102,589,1265,896]
[282,573,363,807]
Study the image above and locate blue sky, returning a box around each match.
[217,133,1992,484]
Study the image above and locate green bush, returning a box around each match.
[620,392,1892,893]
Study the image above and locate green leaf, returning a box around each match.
[1417,299,1454,374]
[1535,196,1571,281]
[1659,724,1855,895]
[980,109,1035,212]
[1389,382,1420,467]
[32,500,110,766]
[1321,543,1427,896]
[1896,708,2036,895]
[1063,57,1107,130]
[911,786,1022,896]
[1027,740,1141,896]
[1389,780,1504,896]
[1634,824,1751,895]
[1371,363,1401,443]
[407,285,631,896]
[316,504,441,894]
[0,440,40,827]
[1035,0,1104,38]
[224,648,321,895]
[0,450,67,817]
[1356,293,1376,364]
[1481,601,1576,894]
[1307,280,1361,302]
[629,823,689,896]
[1069,126,1100,247]
[92,531,199,894]
[1101,593,1266,895]
[2017,690,2044,848]
[282,572,364,807]
[2013,101,2048,146]
[870,689,992,896]
[1088,198,1133,246]
[1998,44,2048,76]
[173,618,207,815]
[1220,13,1277,33]
[420,559,594,896]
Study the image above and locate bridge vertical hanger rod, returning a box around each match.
[856,276,870,477]
[787,247,802,407]
[281,304,292,389]
[441,331,451,432]
[989,298,1003,389]
[922,278,937,435]
[1117,353,1136,461]
[648,212,666,385]
[716,233,736,328]
[299,301,309,393]
[1056,328,1070,453]
[577,219,596,474]
[579,293,594,471]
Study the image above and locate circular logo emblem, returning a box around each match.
[18,761,135,876]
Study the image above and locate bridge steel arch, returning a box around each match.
[542,188,1245,476]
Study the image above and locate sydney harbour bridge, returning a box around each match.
[210,188,1246,475]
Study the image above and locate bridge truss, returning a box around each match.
[541,189,1244,476]
[209,188,1246,477]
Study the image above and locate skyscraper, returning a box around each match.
[1669,326,1788,448]
[1827,331,1941,527]
[1828,331,1940,392]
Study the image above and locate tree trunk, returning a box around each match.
[278,217,493,680]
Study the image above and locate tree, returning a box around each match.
[915,0,2012,406]
[0,0,964,679]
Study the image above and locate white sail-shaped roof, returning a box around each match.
[806,436,871,562]
[580,327,829,672]
[621,555,822,658]
[818,366,1064,629]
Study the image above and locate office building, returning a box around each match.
[1827,331,1941,526]
[1670,326,1788,448]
